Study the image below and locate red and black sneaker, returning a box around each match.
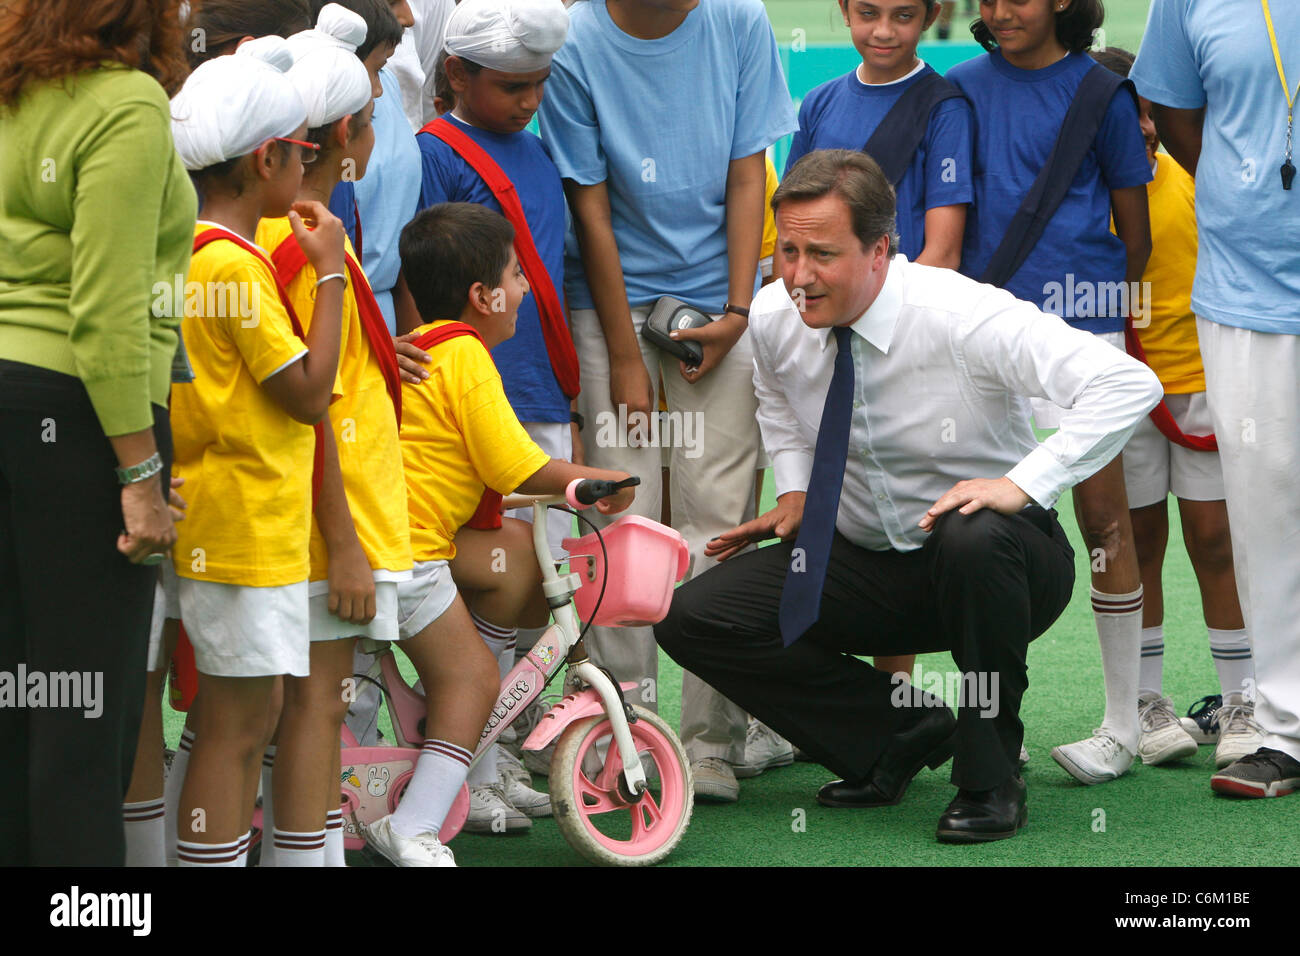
[1211,748,1300,798]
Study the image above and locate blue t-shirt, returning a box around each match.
[785,62,974,262]
[948,50,1152,333]
[355,68,423,335]
[538,0,798,312]
[1132,0,1300,334]
[416,114,568,424]
[328,180,360,256]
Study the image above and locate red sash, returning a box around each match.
[419,117,580,399]
[269,233,403,425]
[1124,318,1217,452]
[413,321,504,530]
[191,228,325,502]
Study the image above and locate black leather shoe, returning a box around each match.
[817,707,958,808]
[935,774,1028,843]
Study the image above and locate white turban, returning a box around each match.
[170,38,306,172]
[443,0,569,74]
[285,3,373,128]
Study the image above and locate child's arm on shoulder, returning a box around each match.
[261,201,347,423]
[1111,185,1152,288]
[315,417,376,624]
[516,459,636,516]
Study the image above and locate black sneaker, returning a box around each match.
[1180,694,1222,745]
[1211,748,1300,798]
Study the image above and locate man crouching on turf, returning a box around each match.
[365,202,636,866]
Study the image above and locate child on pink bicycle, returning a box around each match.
[365,202,635,867]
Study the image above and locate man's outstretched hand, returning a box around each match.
[919,477,1031,533]
[705,491,805,562]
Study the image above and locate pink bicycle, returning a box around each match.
[342,477,695,866]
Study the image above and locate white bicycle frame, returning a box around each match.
[464,493,648,795]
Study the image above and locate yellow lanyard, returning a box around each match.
[1262,0,1299,187]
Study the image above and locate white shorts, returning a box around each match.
[395,559,458,640]
[178,577,310,677]
[510,421,573,561]
[307,578,402,643]
[1121,391,1224,508]
[1031,330,1126,430]
[147,562,181,673]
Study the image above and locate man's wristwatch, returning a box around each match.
[570,411,585,432]
[116,452,164,486]
[723,303,750,320]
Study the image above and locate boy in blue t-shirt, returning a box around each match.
[403,0,576,833]
[785,0,973,270]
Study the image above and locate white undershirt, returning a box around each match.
[855,58,927,88]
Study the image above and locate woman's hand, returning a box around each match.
[118,475,176,564]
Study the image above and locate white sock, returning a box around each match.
[1208,627,1254,700]
[273,828,326,866]
[1138,625,1164,697]
[259,746,277,867]
[1093,585,1143,750]
[389,738,472,838]
[163,727,194,866]
[177,836,242,867]
[325,808,346,867]
[123,799,166,867]
[237,830,250,867]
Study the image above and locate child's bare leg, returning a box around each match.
[178,674,276,861]
[126,666,168,804]
[1130,500,1170,628]
[1070,456,1142,751]
[275,639,356,857]
[451,518,548,629]
[400,596,500,751]
[1178,497,1251,698]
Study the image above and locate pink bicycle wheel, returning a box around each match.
[550,705,693,866]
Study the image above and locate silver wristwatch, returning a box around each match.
[116,452,164,485]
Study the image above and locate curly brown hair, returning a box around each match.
[0,0,189,107]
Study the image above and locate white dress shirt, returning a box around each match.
[750,256,1163,553]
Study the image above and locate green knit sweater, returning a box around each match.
[0,64,197,436]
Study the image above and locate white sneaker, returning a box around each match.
[464,783,531,833]
[734,719,794,779]
[1214,692,1265,770]
[1018,744,1030,769]
[499,762,552,818]
[497,747,532,787]
[1051,729,1135,785]
[365,815,456,867]
[692,756,739,803]
[1137,692,1199,765]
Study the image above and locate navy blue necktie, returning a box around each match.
[779,325,855,646]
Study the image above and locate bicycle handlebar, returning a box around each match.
[566,476,641,508]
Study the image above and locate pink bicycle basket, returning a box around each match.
[563,515,690,626]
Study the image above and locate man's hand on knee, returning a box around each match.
[919,478,1031,533]
[705,491,805,561]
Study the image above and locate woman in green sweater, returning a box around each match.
[0,0,196,865]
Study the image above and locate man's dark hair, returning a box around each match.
[400,203,516,321]
[1092,45,1134,78]
[972,0,1105,54]
[310,0,404,61]
[772,149,899,256]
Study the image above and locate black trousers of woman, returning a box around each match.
[0,359,170,865]
[655,505,1076,792]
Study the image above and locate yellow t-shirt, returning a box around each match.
[171,223,315,586]
[1135,154,1204,394]
[255,218,413,581]
[401,321,551,562]
[760,155,779,263]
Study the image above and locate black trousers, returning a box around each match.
[655,505,1074,791]
[0,359,171,865]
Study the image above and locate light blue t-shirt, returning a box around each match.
[1132,0,1300,333]
[538,0,797,312]
[354,68,422,334]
